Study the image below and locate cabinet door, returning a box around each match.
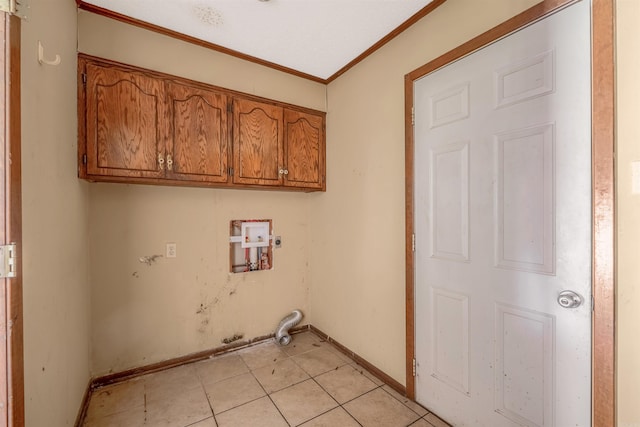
[85,63,165,178]
[232,98,284,186]
[283,109,325,190]
[166,82,230,183]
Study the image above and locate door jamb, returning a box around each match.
[0,12,24,427]
[404,0,615,425]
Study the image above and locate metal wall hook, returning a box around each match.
[38,41,60,66]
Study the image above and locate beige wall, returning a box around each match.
[311,0,538,386]
[78,12,326,375]
[89,186,313,374]
[21,0,91,425]
[73,3,639,424]
[616,1,640,424]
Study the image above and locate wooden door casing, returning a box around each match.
[166,81,229,183]
[283,109,325,190]
[405,0,616,425]
[233,98,284,186]
[0,12,23,426]
[85,62,165,179]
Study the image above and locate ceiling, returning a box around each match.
[79,0,437,82]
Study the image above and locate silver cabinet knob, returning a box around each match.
[557,290,583,309]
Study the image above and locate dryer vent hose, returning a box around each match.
[275,309,303,346]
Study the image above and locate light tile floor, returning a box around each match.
[82,332,452,427]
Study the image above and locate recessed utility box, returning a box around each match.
[229,219,273,273]
[241,221,270,248]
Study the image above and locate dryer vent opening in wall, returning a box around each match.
[229,219,274,273]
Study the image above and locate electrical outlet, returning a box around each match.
[166,242,177,258]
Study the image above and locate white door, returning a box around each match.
[414,2,591,426]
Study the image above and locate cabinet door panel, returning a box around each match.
[284,109,325,190]
[86,63,165,178]
[167,82,229,183]
[233,98,283,186]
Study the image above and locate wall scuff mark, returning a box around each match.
[138,255,163,266]
[222,333,244,344]
[196,303,209,315]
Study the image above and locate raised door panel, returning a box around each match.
[414,3,591,426]
[283,109,325,190]
[85,62,165,178]
[233,98,283,186]
[166,82,229,183]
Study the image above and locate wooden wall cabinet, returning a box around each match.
[232,98,325,190]
[232,98,283,187]
[83,61,166,180]
[283,109,324,189]
[165,81,230,184]
[78,55,325,192]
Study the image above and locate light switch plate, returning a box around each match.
[166,242,177,258]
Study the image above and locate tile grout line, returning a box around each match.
[341,386,426,426]
[263,385,293,426]
[306,374,364,427]
[201,353,277,424]
[379,384,427,417]
[82,379,148,425]
[198,345,305,423]
[83,333,442,426]
[143,390,147,425]
[268,336,424,427]
[243,352,292,427]
[274,337,371,426]
[197,371,217,427]
[259,338,354,426]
